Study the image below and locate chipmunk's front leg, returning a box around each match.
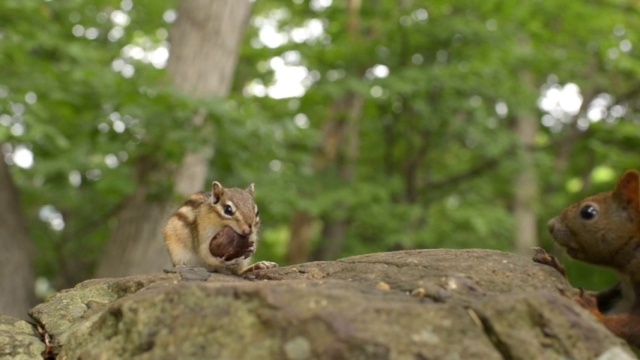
[240,261,278,276]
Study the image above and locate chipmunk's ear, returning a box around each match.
[212,181,224,204]
[613,170,640,210]
[246,183,255,196]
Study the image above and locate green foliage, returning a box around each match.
[240,0,640,290]
[3,0,640,292]
[0,0,195,283]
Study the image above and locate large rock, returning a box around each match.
[10,250,639,359]
[0,314,45,360]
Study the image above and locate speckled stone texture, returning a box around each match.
[13,249,637,359]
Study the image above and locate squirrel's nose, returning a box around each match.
[242,225,252,236]
[547,218,557,234]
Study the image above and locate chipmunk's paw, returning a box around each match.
[240,261,278,277]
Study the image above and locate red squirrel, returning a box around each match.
[542,169,640,348]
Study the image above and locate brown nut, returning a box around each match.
[209,226,254,261]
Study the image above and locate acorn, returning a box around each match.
[209,226,254,261]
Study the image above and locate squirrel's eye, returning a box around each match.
[223,205,234,216]
[579,204,598,220]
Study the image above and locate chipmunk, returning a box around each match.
[163,181,277,276]
[542,169,640,347]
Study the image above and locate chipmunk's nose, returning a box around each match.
[242,224,253,236]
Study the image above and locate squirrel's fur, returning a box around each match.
[547,169,640,347]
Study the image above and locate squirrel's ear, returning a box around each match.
[212,181,224,204]
[247,183,255,196]
[613,170,640,209]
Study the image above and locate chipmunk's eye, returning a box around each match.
[223,205,235,216]
[256,209,260,217]
[579,204,598,220]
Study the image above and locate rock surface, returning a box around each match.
[1,249,637,359]
[0,314,45,360]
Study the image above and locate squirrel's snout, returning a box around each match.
[547,217,558,234]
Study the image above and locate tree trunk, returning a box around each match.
[288,0,364,262]
[513,111,539,255]
[285,211,316,265]
[312,94,364,261]
[0,157,36,318]
[166,1,251,97]
[96,0,252,278]
[314,220,349,260]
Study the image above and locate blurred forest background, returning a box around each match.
[2,0,640,318]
